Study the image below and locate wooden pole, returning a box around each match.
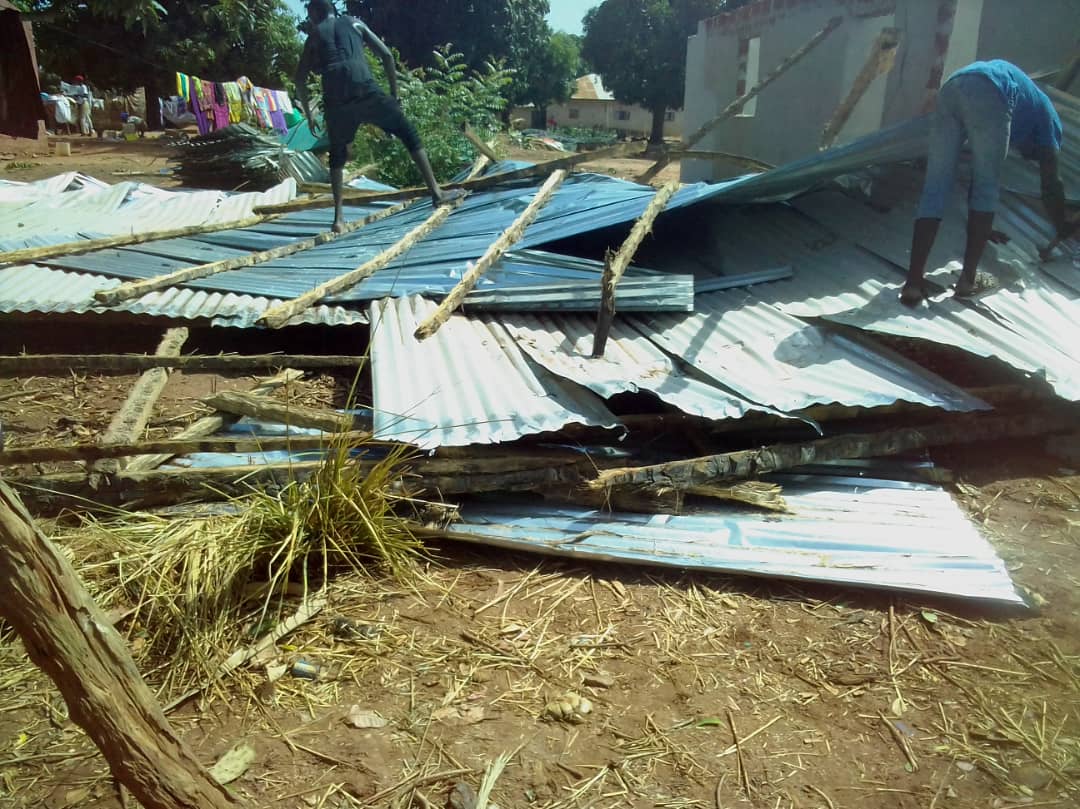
[820,28,901,150]
[0,354,365,375]
[95,200,414,306]
[125,369,303,474]
[0,431,373,466]
[0,480,238,809]
[253,142,646,215]
[637,16,843,184]
[413,170,568,341]
[463,125,500,164]
[202,390,357,432]
[0,216,270,267]
[589,408,1076,492]
[93,328,188,477]
[591,182,679,357]
[257,197,465,329]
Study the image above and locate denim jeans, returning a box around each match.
[916,73,1011,219]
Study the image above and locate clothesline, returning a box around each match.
[174,72,299,137]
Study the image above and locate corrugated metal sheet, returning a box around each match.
[630,292,988,413]
[369,296,621,449]
[0,175,298,251]
[0,263,368,328]
[447,475,1024,605]
[501,312,769,421]
[789,187,1080,399]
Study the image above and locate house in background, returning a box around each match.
[682,0,1079,182]
[515,74,684,140]
[0,0,47,150]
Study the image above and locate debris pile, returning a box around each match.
[171,123,329,190]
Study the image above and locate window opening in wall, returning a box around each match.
[737,35,761,117]
[568,107,580,120]
[616,109,631,121]
[665,110,676,122]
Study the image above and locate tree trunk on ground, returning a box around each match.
[649,105,666,145]
[0,480,237,809]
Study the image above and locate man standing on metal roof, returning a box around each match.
[295,0,465,233]
[901,60,1075,306]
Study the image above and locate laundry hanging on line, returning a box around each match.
[173,72,296,137]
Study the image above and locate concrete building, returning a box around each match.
[0,0,47,150]
[523,74,684,140]
[682,0,1080,182]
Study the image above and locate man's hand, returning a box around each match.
[989,229,1010,245]
[307,114,321,136]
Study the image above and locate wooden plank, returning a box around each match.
[125,369,303,474]
[637,16,844,184]
[252,142,648,215]
[257,197,465,329]
[590,408,1076,492]
[413,170,568,341]
[464,125,500,163]
[0,480,237,809]
[0,216,270,267]
[820,28,901,150]
[202,390,356,432]
[93,328,189,477]
[95,199,415,306]
[0,354,365,375]
[592,182,679,357]
[0,431,373,466]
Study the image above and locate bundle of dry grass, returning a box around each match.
[59,441,422,697]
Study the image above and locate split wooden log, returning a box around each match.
[592,181,679,357]
[93,328,188,477]
[820,27,901,150]
[637,16,844,184]
[257,196,465,329]
[125,369,303,474]
[253,142,647,214]
[13,454,589,513]
[0,354,364,375]
[95,200,414,306]
[0,216,270,267]
[0,480,237,809]
[0,431,373,466]
[413,170,567,340]
[590,408,1076,492]
[202,390,356,432]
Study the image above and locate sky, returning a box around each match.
[284,1,600,35]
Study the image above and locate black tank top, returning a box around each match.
[312,15,375,103]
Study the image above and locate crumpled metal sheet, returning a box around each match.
[447,474,1025,605]
[369,296,621,449]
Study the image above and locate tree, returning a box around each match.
[582,0,744,144]
[345,0,550,76]
[27,1,302,127]
[520,30,581,127]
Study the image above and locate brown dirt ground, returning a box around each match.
[0,142,1077,809]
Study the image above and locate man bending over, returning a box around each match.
[901,60,1074,306]
[295,0,463,233]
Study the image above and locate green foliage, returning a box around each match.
[582,0,735,141]
[27,1,302,93]
[517,30,581,110]
[349,49,512,187]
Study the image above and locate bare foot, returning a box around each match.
[432,188,467,206]
[899,282,927,307]
[331,220,345,234]
[954,271,998,298]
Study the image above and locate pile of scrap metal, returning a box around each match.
[0,89,1077,609]
[171,123,329,190]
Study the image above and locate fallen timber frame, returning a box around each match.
[0,481,237,809]
[0,431,374,466]
[0,215,271,267]
[253,141,649,215]
[820,27,902,150]
[0,354,365,374]
[201,390,357,432]
[95,198,416,306]
[590,408,1078,491]
[637,16,844,184]
[592,181,679,357]
[257,196,465,329]
[414,170,568,340]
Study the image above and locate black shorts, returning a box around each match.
[325,84,421,168]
